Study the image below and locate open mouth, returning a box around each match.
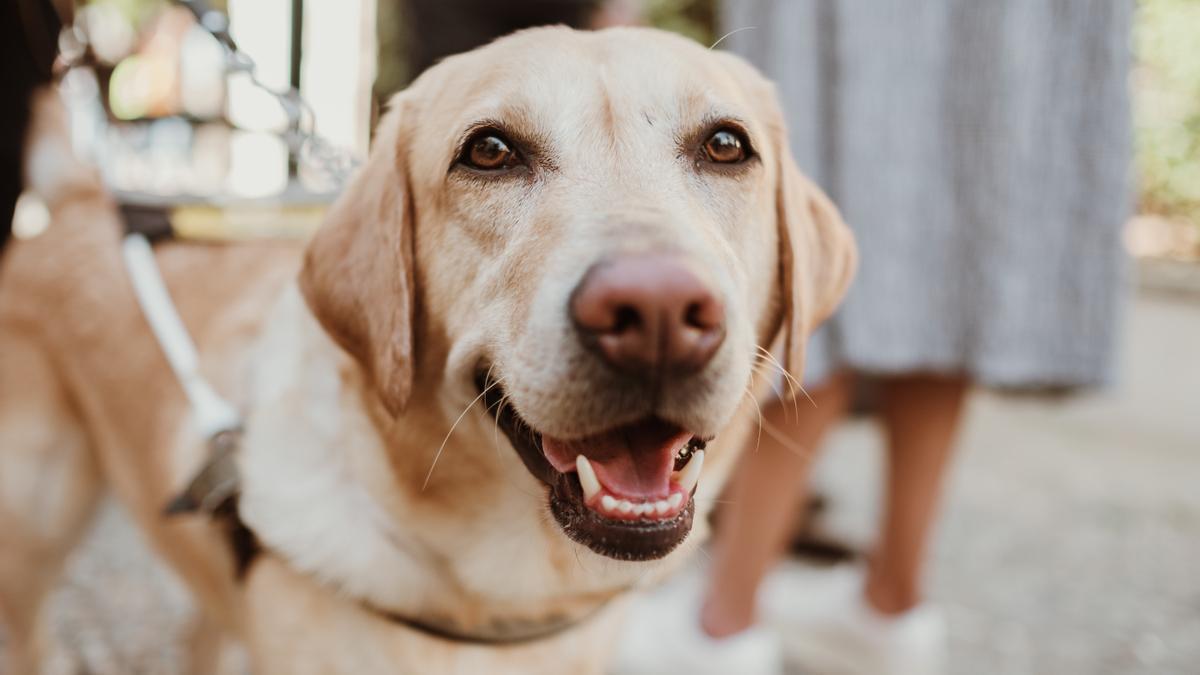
[478,371,707,561]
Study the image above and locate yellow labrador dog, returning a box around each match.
[0,27,854,674]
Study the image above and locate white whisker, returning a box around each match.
[755,345,814,419]
[742,384,764,454]
[478,374,545,500]
[710,26,755,50]
[760,416,810,458]
[755,345,801,398]
[753,348,797,421]
[422,378,500,491]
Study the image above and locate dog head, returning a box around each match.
[300,27,855,564]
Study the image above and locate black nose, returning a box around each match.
[570,254,726,376]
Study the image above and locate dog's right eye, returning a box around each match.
[459,132,522,171]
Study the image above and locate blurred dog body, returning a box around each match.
[0,28,854,674]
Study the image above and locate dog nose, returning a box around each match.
[571,254,725,375]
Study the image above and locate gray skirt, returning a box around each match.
[721,0,1134,389]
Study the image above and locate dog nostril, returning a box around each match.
[613,305,642,333]
[684,300,722,331]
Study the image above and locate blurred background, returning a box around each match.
[3,0,1198,673]
[27,0,1200,258]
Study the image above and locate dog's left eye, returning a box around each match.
[703,128,749,164]
[460,131,523,171]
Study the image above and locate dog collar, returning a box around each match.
[166,447,624,646]
[362,596,616,646]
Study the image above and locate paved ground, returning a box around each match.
[807,285,1200,674]
[2,285,1197,674]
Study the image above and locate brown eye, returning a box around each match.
[703,129,748,164]
[463,133,520,170]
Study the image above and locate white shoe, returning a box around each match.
[761,563,947,675]
[612,566,784,675]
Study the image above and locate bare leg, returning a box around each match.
[865,374,969,615]
[700,371,855,638]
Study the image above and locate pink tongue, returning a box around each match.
[542,419,692,499]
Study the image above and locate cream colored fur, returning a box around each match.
[0,28,854,674]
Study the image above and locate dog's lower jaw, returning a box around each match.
[549,470,696,561]
[478,370,706,561]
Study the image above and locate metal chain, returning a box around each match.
[179,0,360,186]
[54,0,359,187]
[57,0,355,186]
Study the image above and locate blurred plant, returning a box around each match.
[644,0,714,45]
[1135,0,1200,234]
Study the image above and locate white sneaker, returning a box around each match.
[612,566,784,675]
[761,563,947,675]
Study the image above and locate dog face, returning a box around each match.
[301,28,854,564]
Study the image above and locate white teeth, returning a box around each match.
[587,471,689,517]
[595,494,678,518]
[673,449,705,494]
[576,455,602,501]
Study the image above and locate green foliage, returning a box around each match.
[1136,0,1200,227]
[645,0,714,46]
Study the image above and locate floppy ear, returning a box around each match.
[775,141,858,390]
[299,98,415,416]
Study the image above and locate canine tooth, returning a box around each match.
[576,455,602,501]
[601,495,617,511]
[674,450,705,494]
[668,493,683,508]
[617,500,634,514]
[655,500,669,515]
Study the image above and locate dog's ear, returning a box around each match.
[774,135,857,391]
[300,97,415,415]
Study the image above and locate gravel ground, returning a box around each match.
[2,289,1197,674]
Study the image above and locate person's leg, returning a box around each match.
[865,373,969,615]
[700,370,855,638]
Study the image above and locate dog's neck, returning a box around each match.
[234,286,686,631]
